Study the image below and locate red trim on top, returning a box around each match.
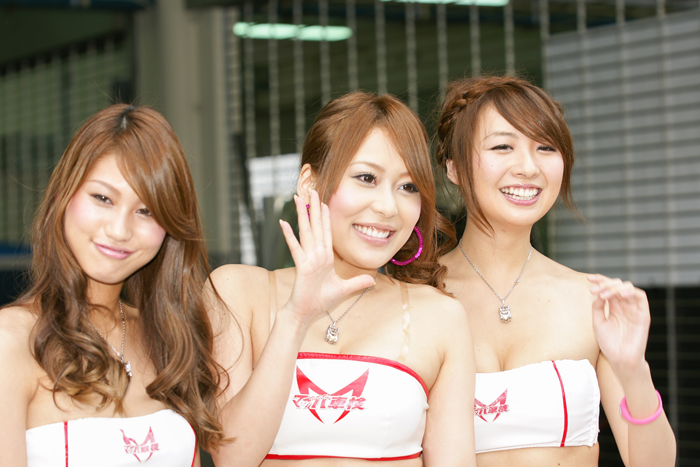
[266,451,422,461]
[297,352,429,399]
[552,360,568,447]
[63,421,69,467]
[190,423,197,467]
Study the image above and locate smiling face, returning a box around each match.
[453,105,564,230]
[327,128,422,271]
[63,154,167,287]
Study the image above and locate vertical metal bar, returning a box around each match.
[375,0,387,94]
[5,67,17,242]
[52,53,63,166]
[225,7,243,263]
[405,2,418,112]
[616,0,625,26]
[437,2,448,102]
[504,0,515,76]
[244,1,256,160]
[470,3,481,78]
[347,0,359,90]
[319,0,332,105]
[19,62,29,242]
[666,285,679,437]
[577,0,586,34]
[0,70,5,241]
[86,41,97,115]
[268,0,281,158]
[293,0,306,147]
[539,0,550,88]
[36,58,49,197]
[657,0,665,19]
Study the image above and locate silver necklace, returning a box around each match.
[91,300,133,378]
[325,280,376,345]
[458,240,532,323]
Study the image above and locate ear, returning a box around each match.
[445,160,460,186]
[297,163,317,203]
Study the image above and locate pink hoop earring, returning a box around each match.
[390,226,423,266]
[306,204,310,219]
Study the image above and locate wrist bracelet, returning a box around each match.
[620,390,663,425]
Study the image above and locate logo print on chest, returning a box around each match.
[474,389,509,422]
[121,426,160,462]
[293,366,369,424]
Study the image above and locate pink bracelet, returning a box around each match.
[620,390,663,425]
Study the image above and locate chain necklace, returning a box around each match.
[458,240,532,323]
[91,299,133,378]
[325,277,377,345]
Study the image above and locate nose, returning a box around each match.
[513,146,540,179]
[104,208,133,243]
[371,184,399,218]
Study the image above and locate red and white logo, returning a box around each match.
[293,366,369,424]
[474,389,509,422]
[121,426,160,462]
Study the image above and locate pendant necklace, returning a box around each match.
[458,240,532,323]
[91,299,133,378]
[325,277,377,345]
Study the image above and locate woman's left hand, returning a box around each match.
[589,274,651,375]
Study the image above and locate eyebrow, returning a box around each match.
[484,131,519,139]
[349,160,410,177]
[84,179,118,192]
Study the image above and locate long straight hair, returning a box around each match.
[12,104,227,450]
[302,91,456,291]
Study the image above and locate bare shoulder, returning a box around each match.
[535,254,593,309]
[210,264,271,306]
[404,282,469,325]
[0,305,39,382]
[0,304,37,343]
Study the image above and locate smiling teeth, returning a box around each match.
[501,187,539,200]
[353,225,390,239]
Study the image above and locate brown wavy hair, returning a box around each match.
[435,75,579,233]
[12,104,227,450]
[302,91,456,291]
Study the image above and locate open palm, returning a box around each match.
[279,190,375,325]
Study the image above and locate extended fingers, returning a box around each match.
[280,219,306,266]
[308,189,325,250]
[295,194,316,251]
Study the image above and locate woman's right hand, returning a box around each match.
[279,189,375,326]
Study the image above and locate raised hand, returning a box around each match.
[278,190,375,326]
[589,274,651,375]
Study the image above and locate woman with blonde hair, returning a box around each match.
[436,75,675,466]
[211,91,477,467]
[0,104,226,466]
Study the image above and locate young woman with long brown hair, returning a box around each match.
[436,75,675,466]
[0,104,226,466]
[210,91,477,467]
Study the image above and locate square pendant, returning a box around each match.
[499,305,512,323]
[124,361,133,378]
[325,325,339,345]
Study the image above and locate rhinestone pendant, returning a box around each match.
[499,304,512,323]
[124,361,133,379]
[325,324,339,345]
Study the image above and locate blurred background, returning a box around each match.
[0,0,699,465]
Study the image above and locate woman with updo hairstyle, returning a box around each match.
[210,91,477,467]
[0,104,228,466]
[436,75,675,466]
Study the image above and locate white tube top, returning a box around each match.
[26,409,196,467]
[267,352,429,461]
[474,359,599,453]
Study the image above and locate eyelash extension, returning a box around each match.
[354,173,377,184]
